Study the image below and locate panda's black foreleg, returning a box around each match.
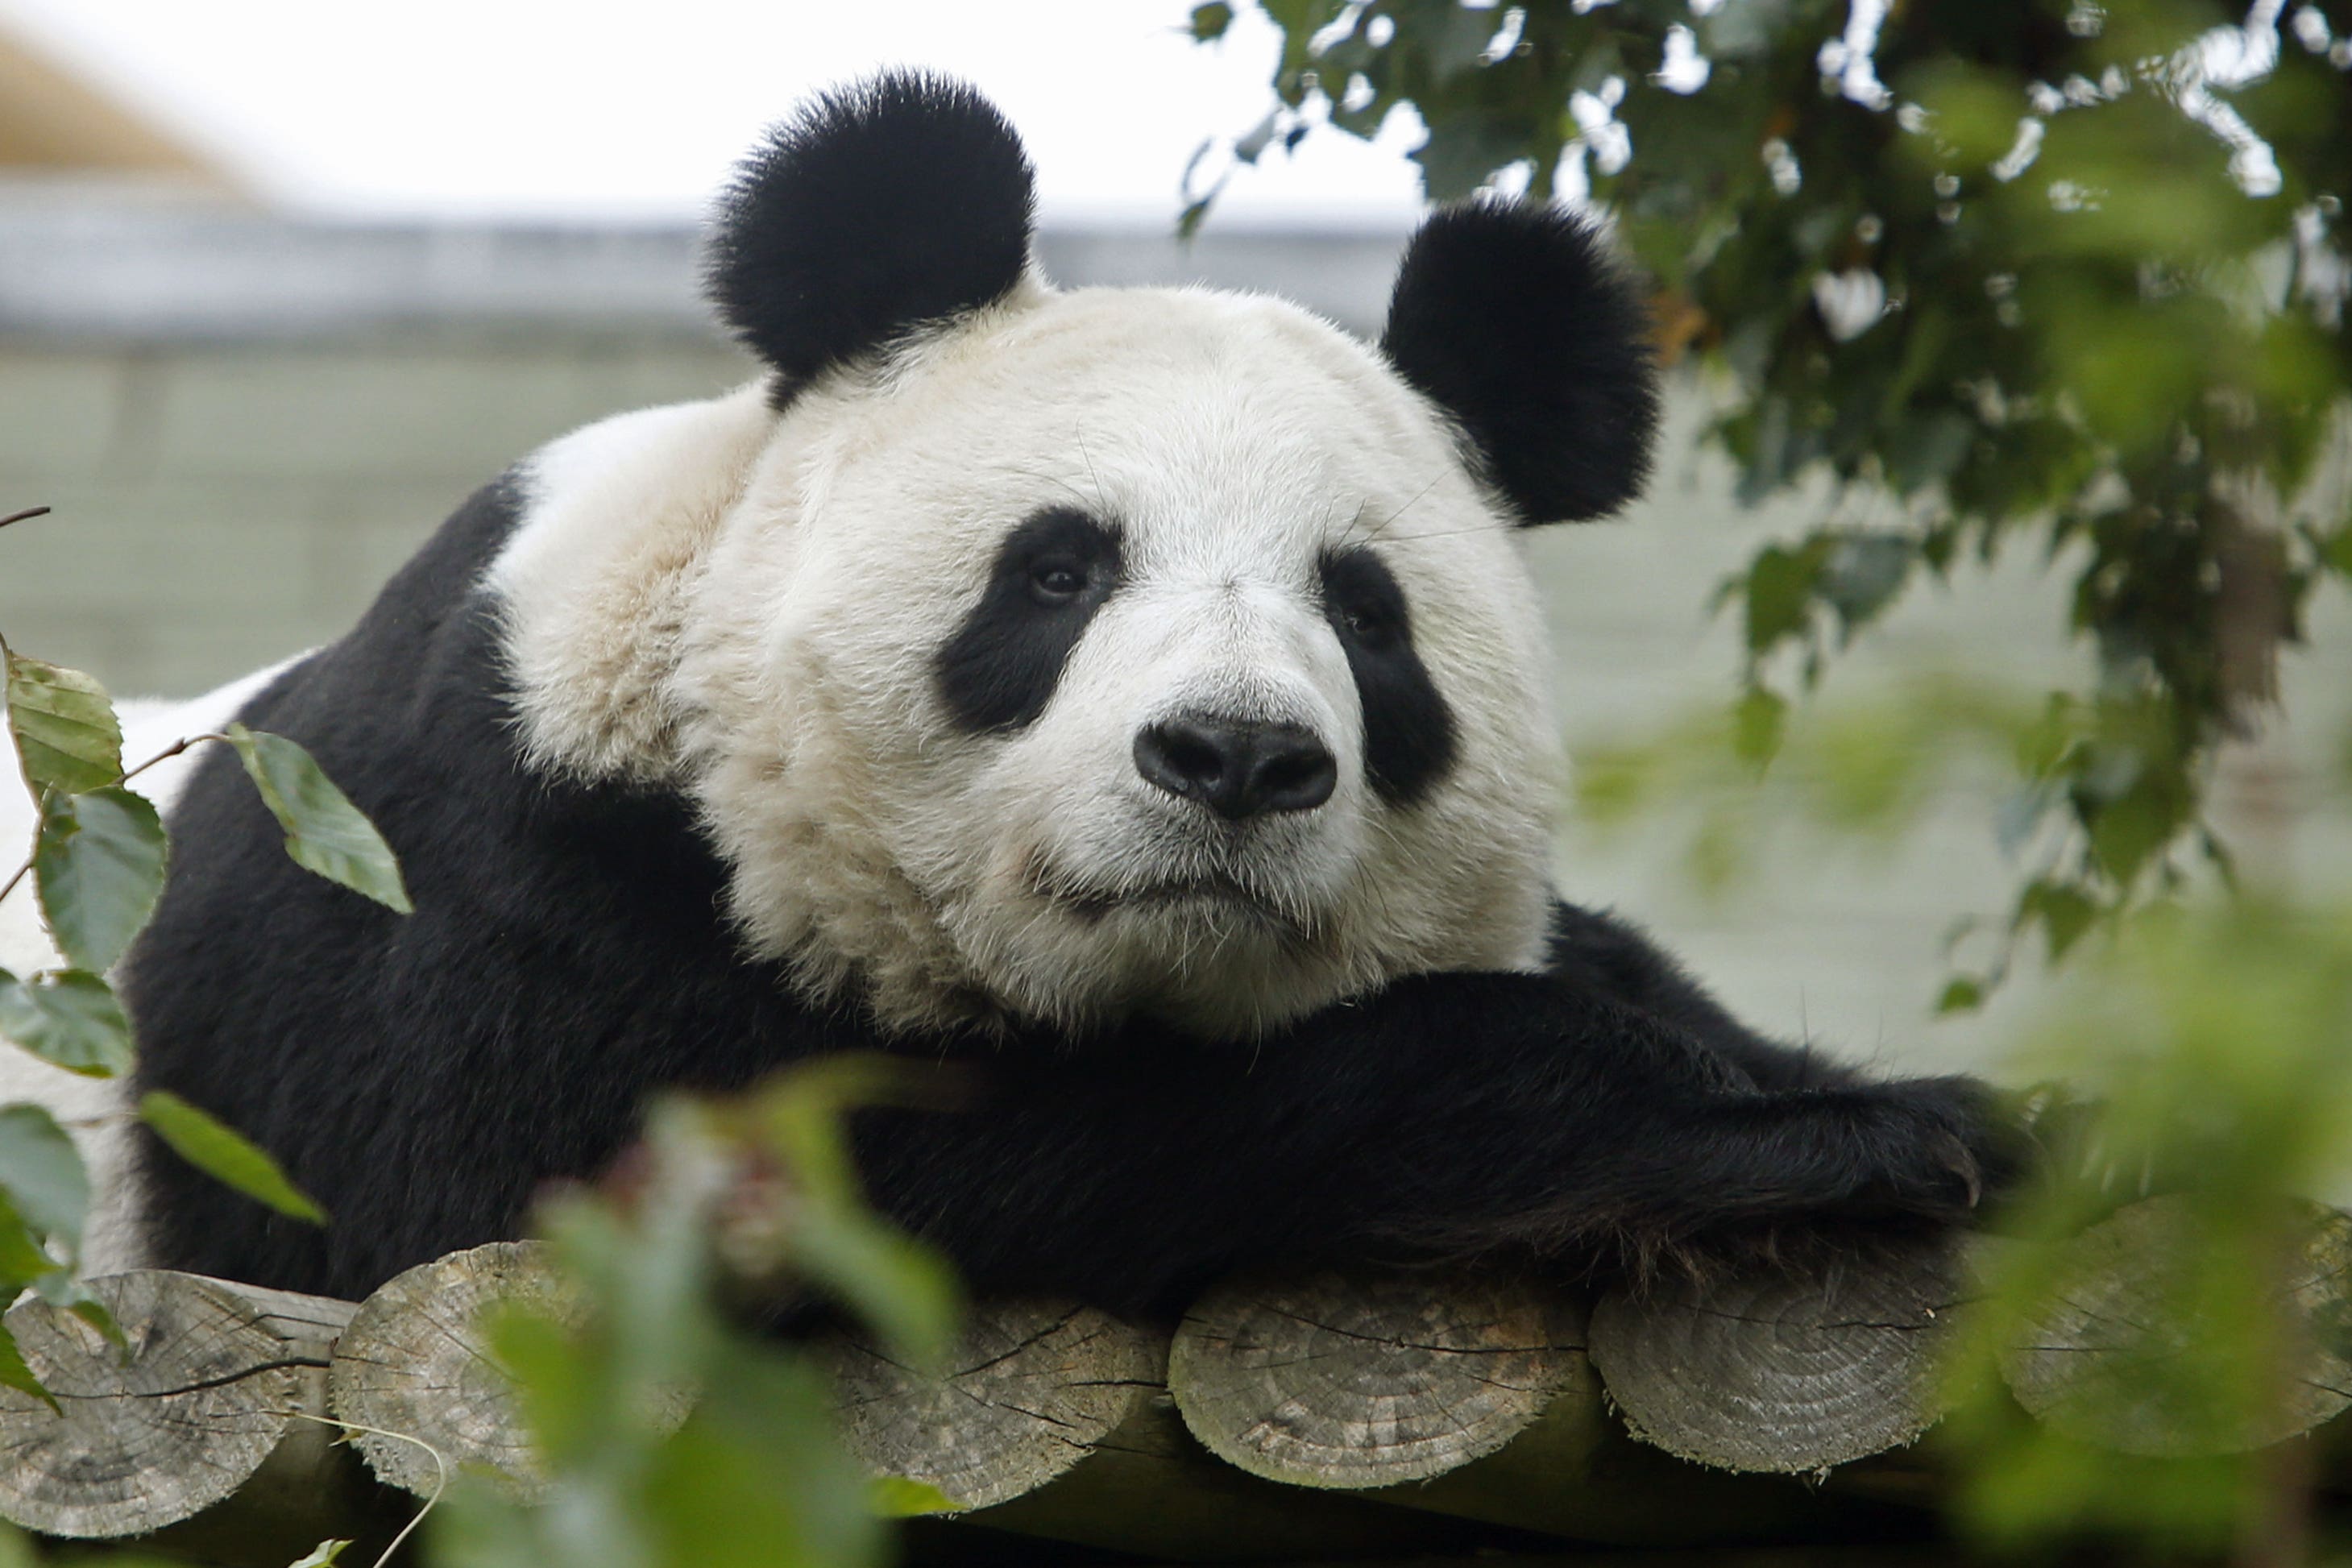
[854,970,2025,1314]
[1542,900,1858,1093]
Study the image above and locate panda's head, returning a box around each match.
[497,73,1658,1039]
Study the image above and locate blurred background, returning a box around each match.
[0,0,2344,1079]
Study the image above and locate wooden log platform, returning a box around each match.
[3,1196,2350,1564]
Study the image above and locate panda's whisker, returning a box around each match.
[1003,462,1098,513]
[1381,521,1516,545]
[1072,428,1112,513]
[1334,497,1373,550]
[1362,475,1445,543]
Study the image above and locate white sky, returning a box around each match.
[0,0,1430,226]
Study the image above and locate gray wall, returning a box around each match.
[5,209,2346,1079]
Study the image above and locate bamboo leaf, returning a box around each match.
[287,1541,352,1567]
[138,1090,327,1226]
[3,653,120,798]
[222,725,411,914]
[32,786,168,974]
[0,969,133,1077]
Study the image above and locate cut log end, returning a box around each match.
[1589,1236,1964,1474]
[822,1298,1159,1512]
[0,1271,355,1539]
[1168,1269,1587,1489]
[2001,1194,2352,1457]
[326,1239,578,1500]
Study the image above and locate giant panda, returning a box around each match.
[0,74,2018,1309]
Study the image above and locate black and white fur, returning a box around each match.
[0,76,2017,1309]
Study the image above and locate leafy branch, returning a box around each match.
[1192,0,2352,994]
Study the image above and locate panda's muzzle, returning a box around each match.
[1133,716,1337,821]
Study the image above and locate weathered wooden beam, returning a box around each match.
[1165,1269,1874,1546]
[0,1270,380,1546]
[326,1240,578,1500]
[1999,1194,2352,1457]
[826,1296,1498,1562]
[1585,1235,1965,1475]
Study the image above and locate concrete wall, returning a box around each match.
[0,330,753,689]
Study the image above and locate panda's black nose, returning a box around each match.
[1134,716,1338,820]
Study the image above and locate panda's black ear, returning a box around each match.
[1382,201,1660,525]
[705,72,1036,387]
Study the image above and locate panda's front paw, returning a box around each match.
[1861,1074,2034,1221]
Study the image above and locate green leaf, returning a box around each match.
[1731,687,1786,768]
[3,653,120,797]
[2321,524,2352,579]
[29,1271,123,1350]
[33,786,168,974]
[2017,878,2100,961]
[1937,976,1987,1015]
[0,1105,88,1249]
[0,1521,44,1568]
[1188,2,1233,41]
[138,1090,327,1225]
[0,1197,58,1288]
[748,1061,961,1363]
[0,1324,55,1414]
[643,1350,886,1568]
[1410,112,1527,202]
[792,1206,960,1371]
[1818,533,1916,641]
[1739,541,1828,655]
[0,968,133,1077]
[287,1541,352,1567]
[222,725,411,914]
[870,1475,957,1517]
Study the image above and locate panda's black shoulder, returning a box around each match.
[122,475,842,1298]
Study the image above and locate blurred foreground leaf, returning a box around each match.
[437,1064,960,1568]
[1939,899,2352,1556]
[737,1060,961,1367]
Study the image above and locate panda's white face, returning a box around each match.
[499,283,1562,1037]
[675,284,1562,1035]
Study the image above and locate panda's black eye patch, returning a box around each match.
[936,507,1123,735]
[1317,546,1457,806]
